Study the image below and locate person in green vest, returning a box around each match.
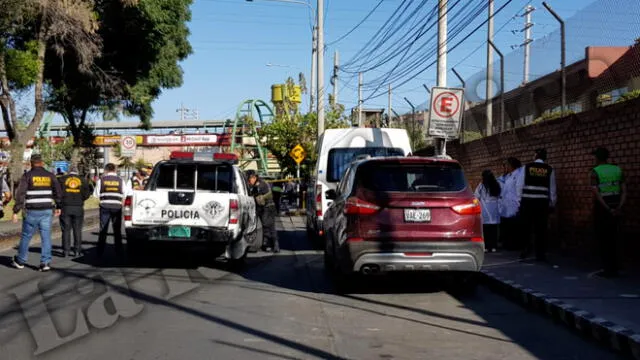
[591,147,626,278]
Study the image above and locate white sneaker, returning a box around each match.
[11,257,25,269]
[39,263,51,272]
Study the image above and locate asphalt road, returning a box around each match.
[0,217,622,360]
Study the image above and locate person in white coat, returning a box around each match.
[499,157,523,250]
[475,169,502,252]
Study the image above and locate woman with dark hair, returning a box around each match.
[475,170,501,252]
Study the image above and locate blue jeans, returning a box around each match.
[17,209,53,264]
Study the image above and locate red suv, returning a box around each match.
[323,156,484,291]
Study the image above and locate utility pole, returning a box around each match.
[452,67,466,143]
[436,0,448,156]
[543,2,566,114]
[317,0,325,137]
[486,0,494,136]
[437,0,448,87]
[332,50,339,106]
[387,84,392,127]
[310,26,317,113]
[358,72,363,127]
[522,5,534,85]
[404,97,416,151]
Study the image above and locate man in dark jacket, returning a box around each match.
[247,170,279,253]
[59,166,92,257]
[11,154,62,271]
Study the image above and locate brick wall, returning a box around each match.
[447,97,640,258]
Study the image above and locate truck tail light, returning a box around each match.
[229,198,239,225]
[344,197,380,216]
[315,184,322,217]
[123,196,133,221]
[452,199,482,215]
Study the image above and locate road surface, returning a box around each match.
[0,217,621,359]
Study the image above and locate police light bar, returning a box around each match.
[169,151,238,164]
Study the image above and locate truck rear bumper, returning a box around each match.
[126,226,235,243]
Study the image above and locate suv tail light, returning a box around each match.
[344,197,380,216]
[229,198,239,224]
[123,196,133,221]
[315,184,322,217]
[451,199,482,215]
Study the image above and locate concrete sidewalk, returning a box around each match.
[0,208,101,250]
[481,251,640,359]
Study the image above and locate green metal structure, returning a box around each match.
[230,100,275,176]
[38,112,55,138]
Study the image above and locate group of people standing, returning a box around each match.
[475,147,625,277]
[9,157,143,271]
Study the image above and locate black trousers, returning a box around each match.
[61,206,84,254]
[258,205,279,251]
[483,224,499,250]
[499,216,520,250]
[595,205,619,274]
[97,207,123,256]
[520,203,549,260]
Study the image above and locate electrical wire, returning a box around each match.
[327,0,386,46]
[362,0,516,102]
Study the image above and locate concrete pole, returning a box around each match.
[310,26,317,113]
[332,50,339,106]
[436,0,448,156]
[358,72,363,127]
[523,5,534,84]
[486,0,494,136]
[437,0,448,87]
[317,0,325,137]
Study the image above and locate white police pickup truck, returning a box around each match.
[123,151,261,264]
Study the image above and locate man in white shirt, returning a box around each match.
[516,148,557,261]
[499,157,522,250]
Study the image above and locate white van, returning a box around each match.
[306,128,412,242]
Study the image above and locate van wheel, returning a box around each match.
[247,219,263,253]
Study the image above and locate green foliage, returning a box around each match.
[462,131,483,143]
[4,41,39,89]
[533,110,575,124]
[616,89,640,103]
[34,138,76,167]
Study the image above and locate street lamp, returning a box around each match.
[246,0,324,138]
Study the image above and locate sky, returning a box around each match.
[50,0,640,125]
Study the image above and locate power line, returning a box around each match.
[327,0,386,46]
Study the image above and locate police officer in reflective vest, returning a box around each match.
[94,163,130,258]
[246,170,279,253]
[516,148,557,261]
[11,154,62,271]
[59,165,92,257]
[591,147,626,278]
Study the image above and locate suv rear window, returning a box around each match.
[356,162,467,192]
[152,163,233,192]
[327,147,404,182]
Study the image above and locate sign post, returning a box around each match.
[428,87,465,156]
[289,144,306,209]
[121,135,137,158]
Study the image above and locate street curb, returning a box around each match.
[479,270,640,359]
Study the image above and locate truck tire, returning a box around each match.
[246,218,263,253]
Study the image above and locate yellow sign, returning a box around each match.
[289,144,306,164]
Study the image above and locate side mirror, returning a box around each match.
[325,189,337,200]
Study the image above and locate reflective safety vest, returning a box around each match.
[593,164,622,206]
[25,168,57,210]
[99,174,124,209]
[522,162,552,204]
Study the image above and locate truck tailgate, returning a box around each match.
[131,190,233,228]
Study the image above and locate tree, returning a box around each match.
[1,0,103,183]
[34,137,75,167]
[46,0,193,149]
[260,78,349,178]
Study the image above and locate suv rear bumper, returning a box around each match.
[341,241,484,273]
